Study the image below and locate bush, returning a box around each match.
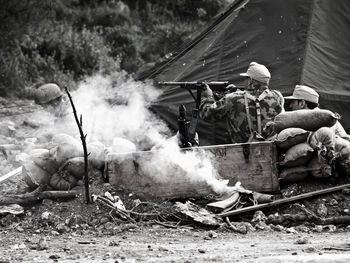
[0,0,230,95]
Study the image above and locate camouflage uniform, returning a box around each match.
[200,88,284,143]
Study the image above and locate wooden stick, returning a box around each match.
[220,183,350,217]
[0,167,22,184]
[65,87,91,204]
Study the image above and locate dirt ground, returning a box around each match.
[1,222,350,263]
[2,98,350,262]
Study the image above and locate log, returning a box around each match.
[0,186,78,206]
[220,183,350,217]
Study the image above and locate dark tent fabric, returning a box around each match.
[138,0,350,146]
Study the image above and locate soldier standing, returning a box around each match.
[200,62,284,143]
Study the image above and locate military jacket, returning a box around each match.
[200,88,284,143]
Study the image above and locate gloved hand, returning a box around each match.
[202,83,213,98]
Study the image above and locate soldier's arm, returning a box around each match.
[199,85,232,120]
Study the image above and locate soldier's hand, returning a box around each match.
[202,83,213,98]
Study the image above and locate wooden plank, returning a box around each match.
[0,166,22,184]
[106,151,213,198]
[106,141,279,198]
[219,183,350,217]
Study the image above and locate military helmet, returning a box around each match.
[34,83,63,104]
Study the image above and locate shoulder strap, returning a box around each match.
[244,92,253,136]
[255,99,262,134]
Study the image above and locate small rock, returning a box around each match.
[16,226,24,232]
[158,246,169,252]
[37,238,48,250]
[252,210,267,223]
[99,217,110,224]
[291,252,298,255]
[295,237,309,244]
[286,227,298,234]
[344,209,349,214]
[49,255,60,260]
[108,240,119,247]
[51,231,60,236]
[304,247,316,253]
[313,225,323,232]
[198,248,206,253]
[295,225,310,233]
[316,203,328,217]
[41,211,51,220]
[329,199,338,206]
[56,223,69,233]
[207,230,218,239]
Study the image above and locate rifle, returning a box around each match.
[158,81,235,147]
[158,81,233,107]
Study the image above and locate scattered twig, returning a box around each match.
[94,196,137,224]
[65,87,91,204]
[323,247,350,251]
[225,217,238,231]
[153,220,181,229]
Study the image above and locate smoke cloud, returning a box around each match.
[30,72,231,195]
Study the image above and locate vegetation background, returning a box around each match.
[0,0,232,97]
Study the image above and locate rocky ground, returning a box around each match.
[1,98,350,262]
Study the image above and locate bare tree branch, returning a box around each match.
[65,86,91,204]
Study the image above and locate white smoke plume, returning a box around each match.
[144,140,233,195]
[59,72,171,149]
[35,72,231,195]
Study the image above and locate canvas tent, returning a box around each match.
[138,0,350,146]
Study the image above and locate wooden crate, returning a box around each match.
[106,141,279,199]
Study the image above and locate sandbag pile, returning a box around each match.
[274,109,349,183]
[22,133,107,190]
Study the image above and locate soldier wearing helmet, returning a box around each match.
[200,62,284,143]
[33,83,68,118]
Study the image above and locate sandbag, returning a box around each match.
[279,166,309,183]
[275,128,309,150]
[61,157,85,180]
[28,148,59,175]
[273,109,339,133]
[307,156,332,178]
[88,141,105,169]
[110,137,136,153]
[22,160,51,189]
[334,136,350,162]
[280,143,314,167]
[50,133,83,164]
[49,170,78,190]
[309,127,335,151]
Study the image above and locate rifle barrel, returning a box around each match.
[157,81,230,91]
